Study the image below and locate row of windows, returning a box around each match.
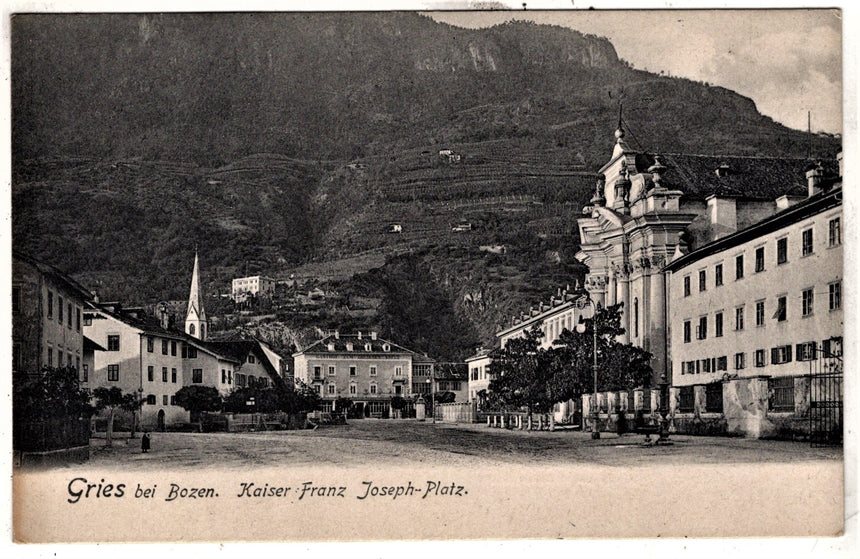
[677,384,723,413]
[147,366,179,383]
[683,282,841,343]
[321,383,402,396]
[683,217,840,296]
[470,366,493,381]
[312,365,401,378]
[676,378,799,413]
[144,394,178,406]
[326,342,392,352]
[41,290,83,332]
[680,339,841,376]
[44,347,83,370]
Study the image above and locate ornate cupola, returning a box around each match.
[185,249,208,340]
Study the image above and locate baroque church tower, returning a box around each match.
[185,249,208,340]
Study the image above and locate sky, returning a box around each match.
[427,6,844,134]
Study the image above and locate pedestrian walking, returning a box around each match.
[141,431,151,453]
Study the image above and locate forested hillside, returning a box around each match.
[11,12,841,359]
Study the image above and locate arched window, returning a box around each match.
[189,323,195,336]
[200,324,205,338]
[248,376,256,388]
[633,298,639,338]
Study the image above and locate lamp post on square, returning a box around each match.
[426,375,436,424]
[575,295,600,440]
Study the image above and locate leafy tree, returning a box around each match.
[92,387,142,447]
[174,385,223,431]
[389,396,407,410]
[488,326,554,413]
[487,304,652,413]
[278,379,321,414]
[14,366,94,423]
[549,302,652,398]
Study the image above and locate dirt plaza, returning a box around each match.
[71,419,843,471]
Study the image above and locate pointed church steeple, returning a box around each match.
[185,249,208,340]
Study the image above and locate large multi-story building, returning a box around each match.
[84,252,285,429]
[496,286,589,350]
[575,124,835,386]
[664,165,842,437]
[231,275,276,303]
[12,252,93,380]
[292,331,418,416]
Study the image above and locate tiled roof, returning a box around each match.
[87,303,187,340]
[13,251,93,301]
[201,340,284,376]
[434,367,467,381]
[634,153,838,201]
[412,353,437,364]
[298,333,415,356]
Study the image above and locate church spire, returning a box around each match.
[185,248,207,340]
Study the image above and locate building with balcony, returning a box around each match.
[292,331,418,417]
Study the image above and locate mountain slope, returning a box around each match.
[11,12,841,357]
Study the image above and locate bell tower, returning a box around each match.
[185,249,208,340]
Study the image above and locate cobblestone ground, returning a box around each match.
[70,419,844,471]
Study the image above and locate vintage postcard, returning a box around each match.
[4,1,852,550]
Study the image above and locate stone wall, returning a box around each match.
[582,376,819,439]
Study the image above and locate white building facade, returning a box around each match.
[232,275,276,303]
[665,181,842,438]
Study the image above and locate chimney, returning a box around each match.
[706,195,738,240]
[157,303,170,330]
[371,331,378,340]
[806,161,824,197]
[357,331,362,340]
[91,289,100,303]
[334,330,339,339]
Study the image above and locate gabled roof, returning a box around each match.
[203,340,279,374]
[86,302,187,341]
[13,251,93,301]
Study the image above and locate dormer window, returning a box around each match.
[365,343,372,351]
[346,342,354,351]
[382,343,390,352]
[715,163,732,177]
[327,342,335,351]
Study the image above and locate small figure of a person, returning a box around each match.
[141,431,151,453]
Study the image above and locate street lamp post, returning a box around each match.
[132,387,143,439]
[576,295,600,440]
[426,375,436,424]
